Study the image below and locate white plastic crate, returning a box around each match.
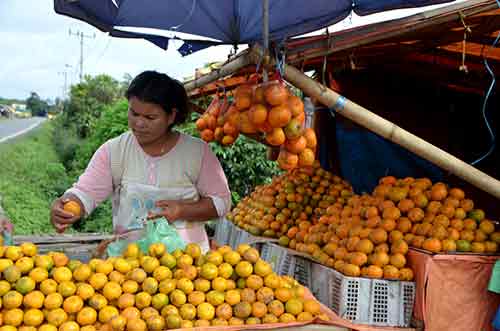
[214,218,232,246]
[224,222,275,252]
[260,243,312,288]
[311,262,415,327]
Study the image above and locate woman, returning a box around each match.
[50,71,231,253]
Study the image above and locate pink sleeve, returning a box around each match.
[196,143,231,216]
[66,142,113,214]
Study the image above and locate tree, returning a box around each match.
[26,92,48,116]
[64,74,123,138]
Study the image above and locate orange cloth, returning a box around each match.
[407,249,500,331]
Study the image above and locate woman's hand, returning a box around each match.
[50,197,82,233]
[148,200,184,221]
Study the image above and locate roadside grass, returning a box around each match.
[0,121,112,235]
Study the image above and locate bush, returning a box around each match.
[178,114,281,204]
[51,115,81,169]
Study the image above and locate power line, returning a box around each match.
[69,29,96,82]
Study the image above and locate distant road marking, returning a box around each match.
[0,118,46,144]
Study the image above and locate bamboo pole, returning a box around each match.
[282,64,500,199]
[184,50,252,92]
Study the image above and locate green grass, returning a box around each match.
[0,122,81,234]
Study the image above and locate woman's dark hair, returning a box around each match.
[126,71,189,127]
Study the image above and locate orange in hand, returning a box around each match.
[63,201,81,217]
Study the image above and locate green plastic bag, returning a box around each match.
[107,217,186,257]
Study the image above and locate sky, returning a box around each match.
[0,0,464,101]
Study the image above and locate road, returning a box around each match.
[0,117,46,143]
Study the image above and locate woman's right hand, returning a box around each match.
[50,197,82,233]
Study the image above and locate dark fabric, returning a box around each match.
[54,0,454,54]
[320,113,444,194]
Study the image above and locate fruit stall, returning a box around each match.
[184,1,500,331]
[8,0,493,331]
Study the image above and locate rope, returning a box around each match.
[458,12,471,73]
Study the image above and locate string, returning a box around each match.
[470,1,500,165]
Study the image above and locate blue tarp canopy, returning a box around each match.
[54,0,454,55]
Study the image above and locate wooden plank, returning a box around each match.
[14,234,114,245]
[286,0,499,64]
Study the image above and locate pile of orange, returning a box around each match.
[227,161,353,240]
[0,242,328,331]
[227,167,499,281]
[196,81,318,170]
[370,176,499,254]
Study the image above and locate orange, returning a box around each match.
[279,313,296,323]
[3,290,23,309]
[63,201,81,217]
[135,292,152,310]
[238,111,258,134]
[277,150,299,171]
[98,306,119,324]
[23,290,45,309]
[57,281,76,297]
[88,294,108,311]
[53,267,73,283]
[249,104,268,125]
[39,325,58,331]
[47,308,67,327]
[288,95,304,117]
[63,296,83,314]
[29,267,48,283]
[265,128,286,146]
[274,288,292,302]
[285,136,307,154]
[4,308,24,326]
[126,318,146,331]
[399,268,414,281]
[268,105,292,128]
[197,302,216,320]
[122,280,139,294]
[285,298,303,315]
[264,83,288,106]
[16,276,36,294]
[200,129,214,142]
[121,307,141,320]
[76,283,94,300]
[96,260,114,275]
[103,282,122,301]
[89,273,108,290]
[77,307,97,327]
[44,292,63,310]
[303,128,317,149]
[422,238,442,253]
[59,321,79,331]
[298,148,315,167]
[145,315,164,331]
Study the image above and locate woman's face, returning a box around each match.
[128,96,176,144]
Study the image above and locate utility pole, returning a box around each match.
[58,64,72,99]
[69,29,95,82]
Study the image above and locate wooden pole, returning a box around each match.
[282,64,500,199]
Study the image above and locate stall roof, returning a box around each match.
[188,0,500,97]
[54,0,456,55]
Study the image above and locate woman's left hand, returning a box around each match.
[148,200,184,221]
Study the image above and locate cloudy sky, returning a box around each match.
[0,0,463,101]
